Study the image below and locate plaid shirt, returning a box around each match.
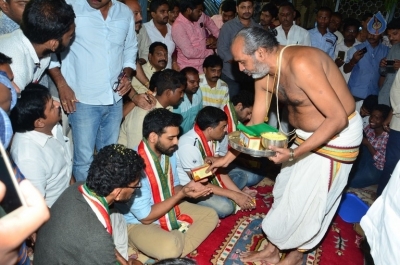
[364,125,389,170]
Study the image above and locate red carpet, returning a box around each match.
[189,179,364,265]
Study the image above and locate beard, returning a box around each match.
[155,141,178,156]
[243,57,270,79]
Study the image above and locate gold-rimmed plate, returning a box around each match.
[228,131,276,158]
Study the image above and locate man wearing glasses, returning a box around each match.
[34,144,145,265]
[116,109,218,260]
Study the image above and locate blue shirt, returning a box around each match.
[0,12,19,35]
[308,28,336,59]
[347,41,389,99]
[116,152,180,225]
[50,0,137,105]
[173,90,203,134]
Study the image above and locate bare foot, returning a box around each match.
[276,250,303,265]
[242,186,257,197]
[240,246,280,264]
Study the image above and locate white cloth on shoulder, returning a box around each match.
[262,113,362,250]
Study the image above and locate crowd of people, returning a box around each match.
[0,0,399,264]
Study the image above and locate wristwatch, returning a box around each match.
[288,148,295,161]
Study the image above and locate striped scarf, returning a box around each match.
[223,102,238,134]
[78,183,112,235]
[137,139,182,231]
[193,124,227,188]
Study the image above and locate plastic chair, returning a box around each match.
[337,193,369,223]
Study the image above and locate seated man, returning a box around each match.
[349,104,390,188]
[118,69,185,148]
[177,106,255,218]
[10,84,72,207]
[34,144,145,265]
[173,67,203,134]
[220,90,264,187]
[199,54,229,109]
[116,108,218,260]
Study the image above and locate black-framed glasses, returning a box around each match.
[127,182,142,189]
[112,71,126,92]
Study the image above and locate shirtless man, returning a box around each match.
[208,27,362,265]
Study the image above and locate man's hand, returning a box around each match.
[205,156,230,173]
[394,59,400,71]
[59,84,78,113]
[131,93,156,110]
[116,76,132,97]
[380,58,387,67]
[182,180,212,198]
[206,36,217,49]
[335,58,344,68]
[352,50,365,64]
[267,146,292,164]
[234,192,255,211]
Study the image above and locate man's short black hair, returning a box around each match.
[0,53,12,65]
[150,0,169,13]
[331,11,342,20]
[168,0,179,11]
[86,144,145,197]
[179,0,203,13]
[236,0,253,7]
[155,69,186,96]
[149,71,162,92]
[180,67,199,77]
[261,3,278,19]
[387,18,400,30]
[21,0,75,44]
[279,1,295,12]
[342,18,361,32]
[220,0,236,13]
[372,104,391,121]
[361,12,373,22]
[154,258,197,265]
[362,95,378,113]
[202,54,223,69]
[149,41,168,55]
[316,6,332,16]
[142,108,182,139]
[196,106,227,130]
[10,83,51,133]
[231,90,254,109]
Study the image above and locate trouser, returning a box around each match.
[127,202,218,259]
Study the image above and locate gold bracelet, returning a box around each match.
[144,81,149,87]
[130,92,137,101]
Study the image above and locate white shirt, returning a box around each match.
[176,129,225,185]
[138,20,175,69]
[0,29,50,91]
[334,39,361,83]
[275,24,311,46]
[360,161,400,265]
[11,124,72,207]
[50,0,137,105]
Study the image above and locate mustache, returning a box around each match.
[135,20,142,25]
[158,60,167,64]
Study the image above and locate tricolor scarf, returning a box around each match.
[193,124,227,189]
[223,102,238,133]
[78,183,112,235]
[137,139,189,231]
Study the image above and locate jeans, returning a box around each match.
[228,167,264,187]
[377,129,400,196]
[348,145,382,188]
[191,194,235,219]
[69,100,122,181]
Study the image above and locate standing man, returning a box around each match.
[328,12,344,44]
[259,3,278,31]
[167,0,179,25]
[308,6,336,59]
[138,0,176,70]
[211,0,236,29]
[344,13,388,111]
[217,0,260,98]
[334,18,361,83]
[0,0,29,34]
[275,1,310,46]
[208,27,362,264]
[117,108,218,260]
[171,0,218,73]
[48,0,139,181]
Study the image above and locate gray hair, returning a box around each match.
[234,27,279,55]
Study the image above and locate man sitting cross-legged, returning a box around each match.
[118,69,185,148]
[176,106,255,218]
[116,108,218,260]
[10,83,72,208]
[34,144,145,265]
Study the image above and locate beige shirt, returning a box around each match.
[132,62,157,94]
[390,70,400,131]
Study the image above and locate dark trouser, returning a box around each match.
[220,73,240,99]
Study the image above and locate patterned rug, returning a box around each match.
[190,178,366,265]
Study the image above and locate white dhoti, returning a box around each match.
[262,112,363,250]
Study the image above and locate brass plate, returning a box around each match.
[228,131,276,158]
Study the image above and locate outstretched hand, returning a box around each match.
[267,146,291,164]
[183,180,212,199]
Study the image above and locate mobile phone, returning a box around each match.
[338,51,345,61]
[0,142,26,214]
[360,47,367,54]
[386,59,395,66]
